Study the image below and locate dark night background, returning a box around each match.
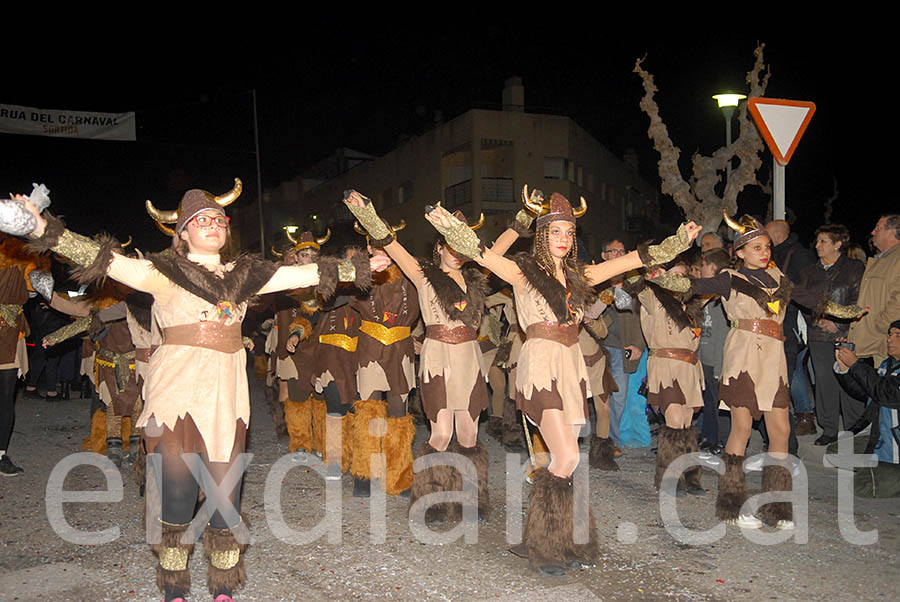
[1,25,889,255]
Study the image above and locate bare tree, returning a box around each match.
[823,177,839,225]
[634,44,770,234]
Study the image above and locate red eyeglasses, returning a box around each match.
[190,214,231,228]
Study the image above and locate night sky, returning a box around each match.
[1,26,888,253]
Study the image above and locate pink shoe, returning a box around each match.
[213,595,234,602]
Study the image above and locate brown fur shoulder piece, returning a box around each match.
[731,272,794,317]
[146,249,278,307]
[511,253,594,323]
[420,262,488,329]
[27,213,121,285]
[349,248,373,291]
[125,292,154,332]
[646,281,703,331]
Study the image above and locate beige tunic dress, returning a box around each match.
[104,253,322,462]
[418,279,488,421]
[578,319,615,403]
[718,268,790,418]
[637,287,704,412]
[514,286,591,427]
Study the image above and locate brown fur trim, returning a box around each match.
[731,272,794,317]
[589,437,619,471]
[150,521,194,594]
[371,263,402,286]
[646,281,703,332]
[267,394,288,440]
[73,232,121,285]
[501,397,524,449]
[146,250,278,307]
[511,253,594,323]
[759,463,793,526]
[350,399,387,480]
[655,425,683,490]
[133,445,146,487]
[420,262,488,329]
[25,212,66,254]
[310,398,327,454]
[451,440,491,519]
[635,241,653,266]
[383,414,415,495]
[315,256,340,300]
[524,468,599,570]
[715,453,748,521]
[81,408,107,453]
[284,397,313,453]
[125,292,153,332]
[507,218,534,239]
[409,442,463,523]
[679,426,703,490]
[349,247,373,291]
[485,415,504,442]
[203,517,250,595]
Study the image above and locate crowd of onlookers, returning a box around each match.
[594,214,900,481]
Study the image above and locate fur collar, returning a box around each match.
[125,292,153,332]
[372,263,402,286]
[645,281,704,331]
[420,262,488,329]
[511,253,594,323]
[146,249,278,307]
[731,271,794,317]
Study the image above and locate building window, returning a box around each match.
[568,161,575,182]
[444,180,472,210]
[482,177,513,202]
[544,157,567,180]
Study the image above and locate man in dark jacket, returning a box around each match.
[807,224,866,445]
[835,320,900,464]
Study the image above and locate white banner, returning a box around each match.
[0,103,136,141]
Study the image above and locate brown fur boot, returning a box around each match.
[524,468,598,576]
[310,397,328,455]
[655,425,682,491]
[715,453,748,521]
[679,427,705,496]
[589,437,619,471]
[81,408,107,453]
[409,442,462,524]
[203,516,250,596]
[501,397,525,450]
[383,414,415,495]
[267,393,288,440]
[340,412,354,473]
[350,399,387,481]
[150,521,194,596]
[485,415,504,442]
[759,462,793,527]
[451,441,490,520]
[284,396,313,453]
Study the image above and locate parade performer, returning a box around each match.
[345,212,419,498]
[425,188,699,575]
[345,190,524,521]
[1,179,382,602]
[0,230,53,476]
[579,298,619,471]
[656,212,865,529]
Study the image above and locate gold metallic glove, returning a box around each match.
[647,273,692,293]
[0,304,23,329]
[427,204,484,260]
[641,223,692,267]
[823,300,867,320]
[43,316,91,346]
[343,191,392,242]
[514,209,534,230]
[337,258,357,282]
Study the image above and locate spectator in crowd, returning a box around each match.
[600,238,646,453]
[700,231,725,252]
[806,224,865,445]
[835,320,900,464]
[849,215,900,365]
[846,242,868,264]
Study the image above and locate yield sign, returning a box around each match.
[748,98,816,166]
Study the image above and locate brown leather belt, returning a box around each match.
[425,324,477,344]
[525,322,579,346]
[731,319,784,341]
[649,347,698,364]
[134,347,151,363]
[163,322,243,353]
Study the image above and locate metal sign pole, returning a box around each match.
[773,158,785,221]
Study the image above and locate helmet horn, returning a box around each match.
[572,196,587,218]
[214,178,242,207]
[723,209,747,235]
[317,228,331,246]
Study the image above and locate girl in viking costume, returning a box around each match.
[0,233,54,476]
[343,211,420,498]
[425,190,700,576]
[344,189,526,522]
[1,180,382,602]
[656,213,865,530]
[628,260,707,494]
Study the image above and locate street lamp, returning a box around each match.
[712,92,747,182]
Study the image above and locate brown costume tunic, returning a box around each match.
[95,317,141,418]
[351,265,418,399]
[579,319,615,403]
[272,293,319,401]
[417,273,489,422]
[313,304,361,405]
[0,265,29,375]
[637,286,704,412]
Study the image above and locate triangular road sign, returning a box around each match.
[748,98,816,166]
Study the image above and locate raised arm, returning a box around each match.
[257,252,384,298]
[342,190,424,286]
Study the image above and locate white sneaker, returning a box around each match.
[823,453,877,470]
[744,455,803,477]
[726,513,762,529]
[775,520,795,530]
[698,452,723,470]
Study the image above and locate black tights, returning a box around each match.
[323,382,353,416]
[369,390,407,418]
[0,368,18,451]
[151,442,244,530]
